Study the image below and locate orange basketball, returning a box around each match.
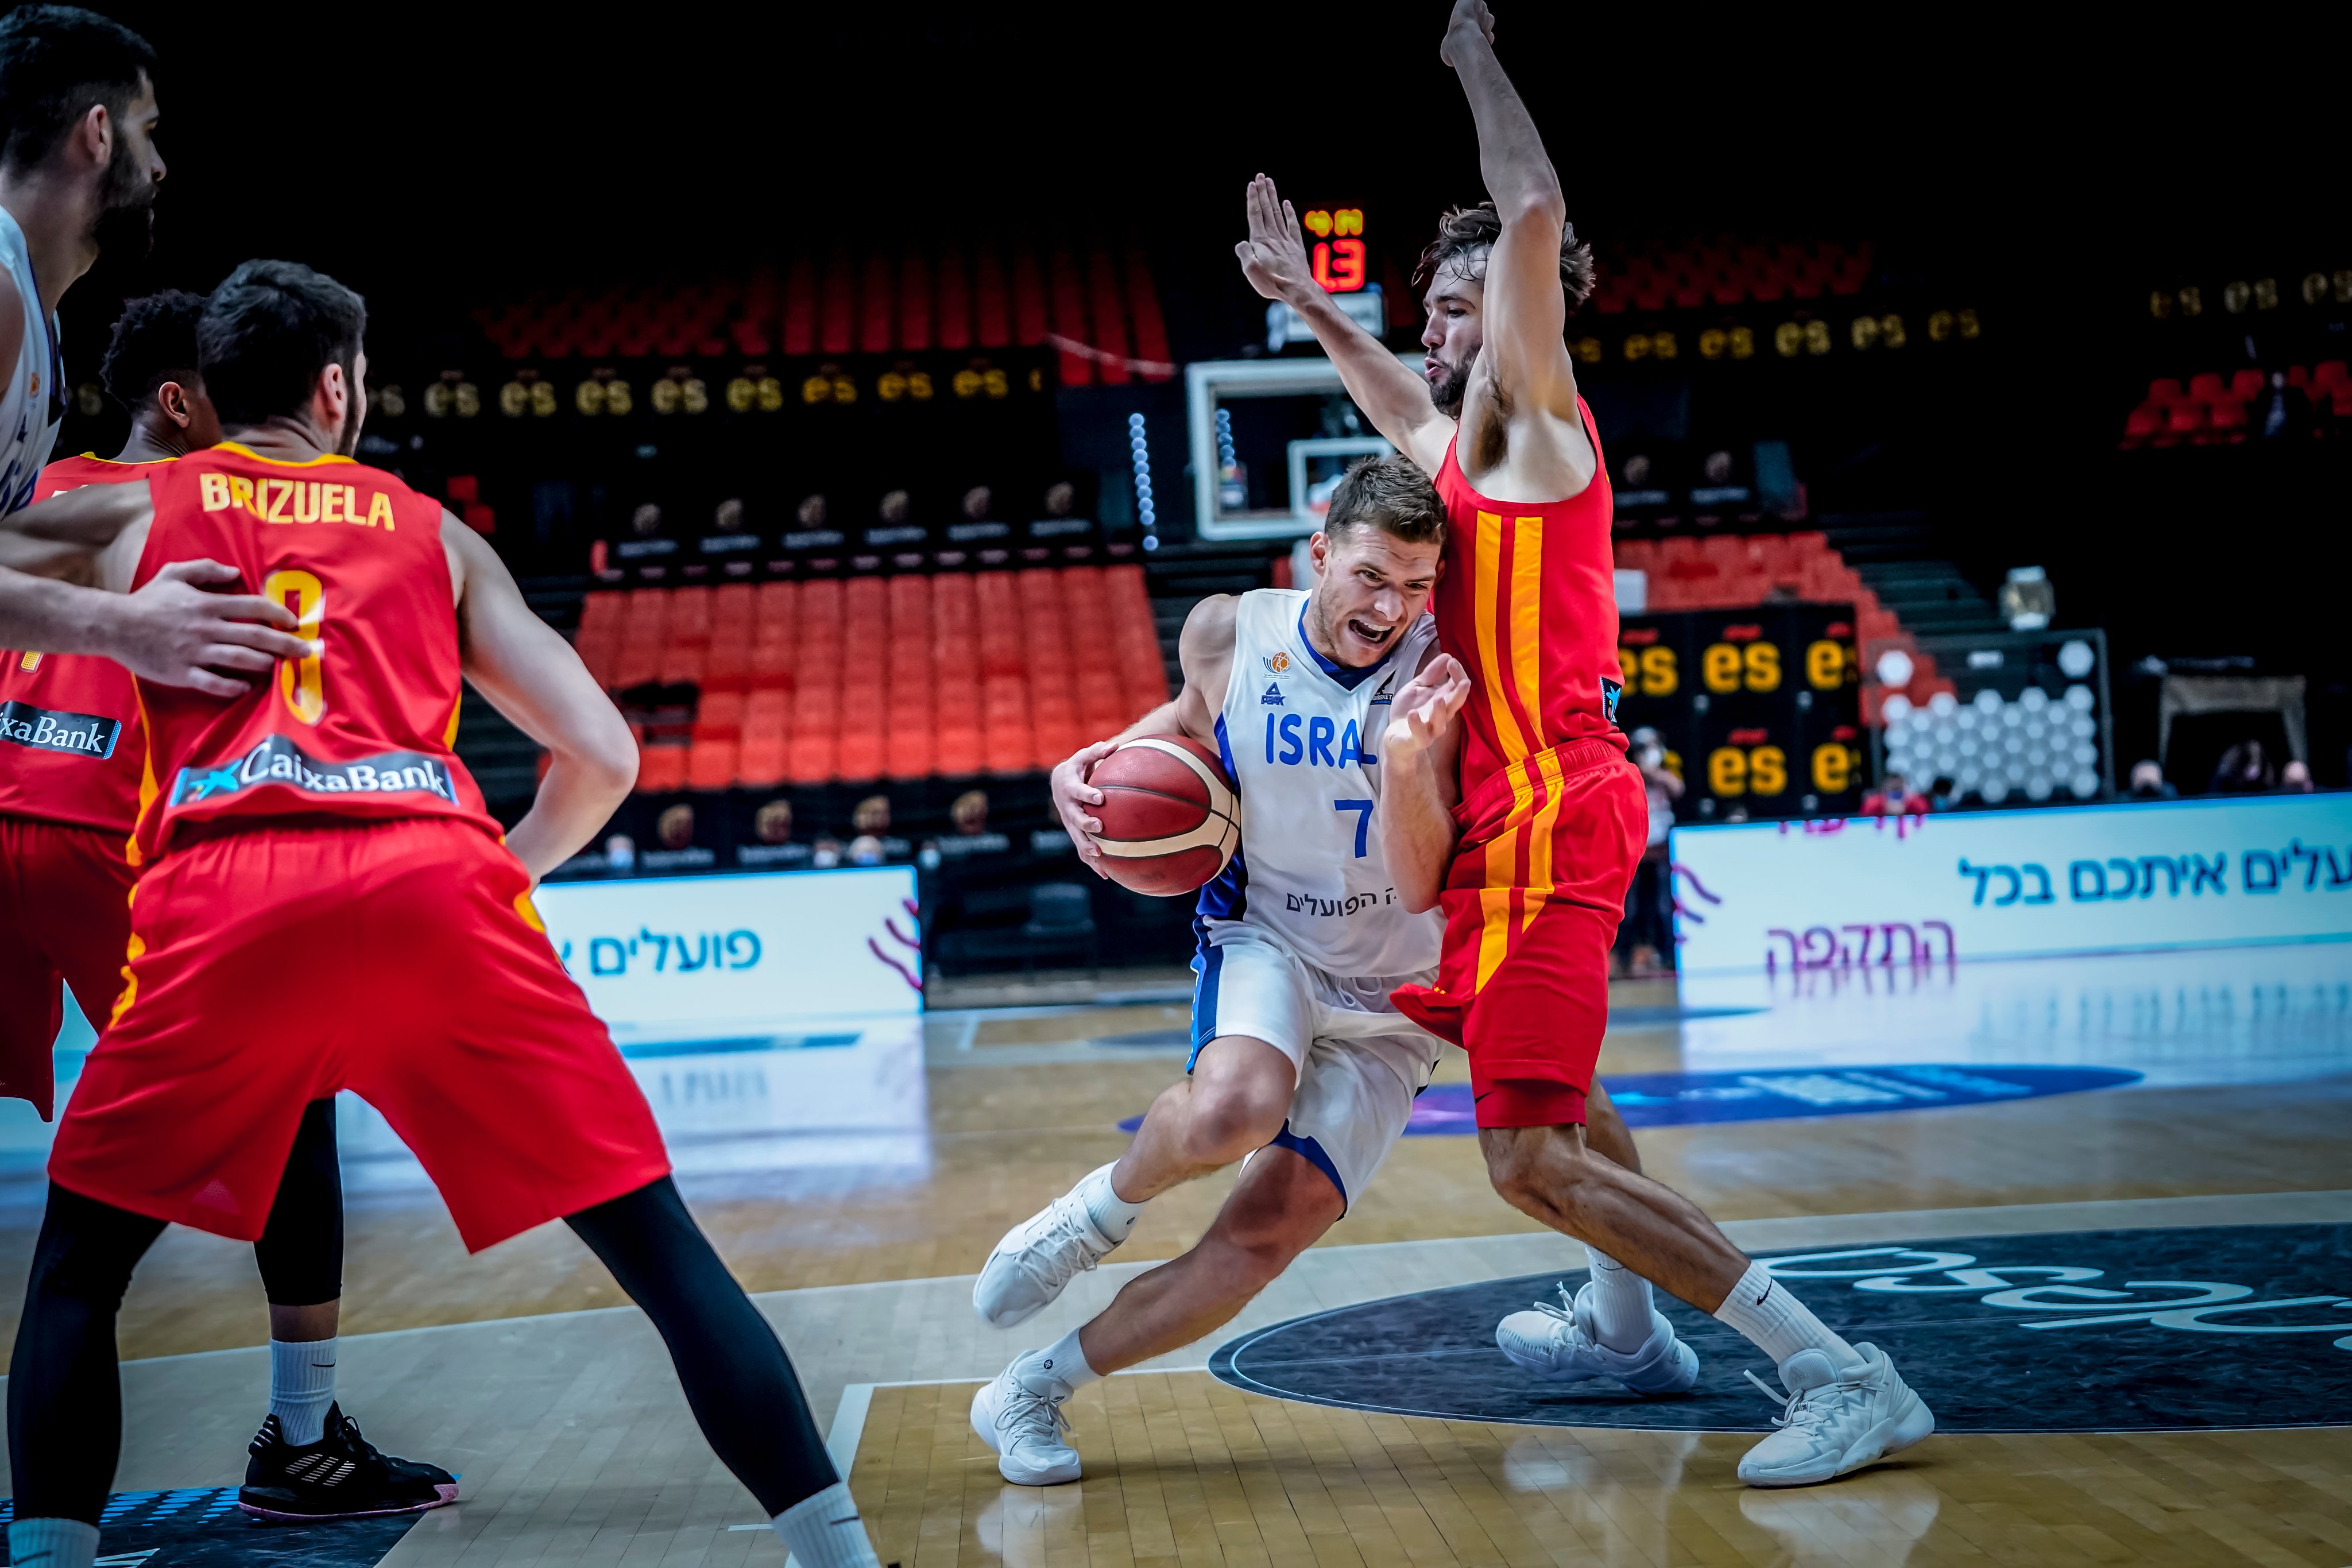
[1086,734,1240,896]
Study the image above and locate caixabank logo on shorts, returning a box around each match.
[169,734,458,807]
[1212,1224,2352,1432]
[0,698,120,760]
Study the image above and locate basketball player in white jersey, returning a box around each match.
[962,456,1696,1486]
[0,7,308,689]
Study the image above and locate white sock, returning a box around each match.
[771,1480,880,1568]
[1080,1164,1146,1245]
[269,1336,338,1446]
[1712,1260,1860,1373]
[7,1518,99,1568]
[1013,1326,1101,1398]
[1582,1246,1656,1353]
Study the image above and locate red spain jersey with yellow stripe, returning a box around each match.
[1430,398,1627,823]
[129,442,495,860]
[0,454,169,835]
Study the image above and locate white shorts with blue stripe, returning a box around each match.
[1189,919,1445,1213]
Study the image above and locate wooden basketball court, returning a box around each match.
[2,962,2349,1566]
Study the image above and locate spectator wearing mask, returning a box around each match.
[1614,727,1682,977]
[1927,776,1959,812]
[1860,771,1929,816]
[2210,740,2277,795]
[2127,760,2178,800]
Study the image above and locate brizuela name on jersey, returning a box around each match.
[169,733,458,808]
[198,470,399,529]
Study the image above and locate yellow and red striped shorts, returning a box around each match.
[1391,737,1646,1128]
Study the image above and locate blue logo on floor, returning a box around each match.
[1211,1222,2352,1433]
[0,1486,421,1564]
[1404,1063,2138,1132]
[1117,1063,2137,1136]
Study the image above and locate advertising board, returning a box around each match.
[1672,793,2352,972]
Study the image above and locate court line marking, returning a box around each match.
[78,1188,2352,1374]
[728,1368,1210,1533]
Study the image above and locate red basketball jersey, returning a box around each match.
[0,454,168,835]
[1430,400,1627,811]
[129,442,494,860]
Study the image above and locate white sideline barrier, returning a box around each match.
[1671,793,2352,974]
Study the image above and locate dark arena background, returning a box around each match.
[0,6,2346,1566]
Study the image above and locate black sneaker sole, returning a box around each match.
[237,1481,458,1521]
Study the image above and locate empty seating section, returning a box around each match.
[1587,239,1874,316]
[1616,532,1882,620]
[2119,361,2349,447]
[477,241,1174,386]
[1614,530,1952,721]
[577,566,1170,793]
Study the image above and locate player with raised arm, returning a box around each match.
[1233,0,1932,1488]
[0,262,883,1568]
[0,291,462,1524]
[964,457,1538,1486]
[0,8,312,688]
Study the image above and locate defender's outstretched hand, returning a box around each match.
[1051,738,1120,876]
[1384,653,1471,762]
[1235,175,1315,304]
[1440,0,1496,65]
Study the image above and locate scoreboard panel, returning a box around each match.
[1615,603,1859,820]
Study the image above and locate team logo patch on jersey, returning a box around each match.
[170,734,458,807]
[0,699,119,760]
[1601,676,1623,725]
[1263,651,1291,674]
[1262,683,1284,706]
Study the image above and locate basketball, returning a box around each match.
[1085,734,1240,896]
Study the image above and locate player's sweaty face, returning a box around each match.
[1307,528,1441,668]
[1420,262,1483,418]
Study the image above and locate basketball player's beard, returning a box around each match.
[1306,593,1395,668]
[1427,355,1471,418]
[90,136,157,261]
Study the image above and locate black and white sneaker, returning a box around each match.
[239,1403,459,1521]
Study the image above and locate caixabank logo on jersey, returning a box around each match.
[1211,1224,2352,1432]
[169,734,457,807]
[0,698,119,759]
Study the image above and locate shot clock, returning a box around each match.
[1616,604,1860,820]
[1298,206,1368,293]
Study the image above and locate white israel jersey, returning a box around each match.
[1197,587,1442,978]
[0,207,61,514]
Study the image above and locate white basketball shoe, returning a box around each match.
[1494,1280,1701,1394]
[973,1166,1124,1328]
[1736,1343,1935,1487]
[970,1361,1083,1485]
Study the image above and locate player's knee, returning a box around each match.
[1484,1150,1546,1216]
[1183,1081,1289,1166]
[1481,1129,1588,1219]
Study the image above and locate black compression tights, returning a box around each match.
[8,1101,346,1526]
[9,1171,826,1527]
[7,1183,167,1524]
[564,1177,837,1517]
[254,1098,343,1306]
